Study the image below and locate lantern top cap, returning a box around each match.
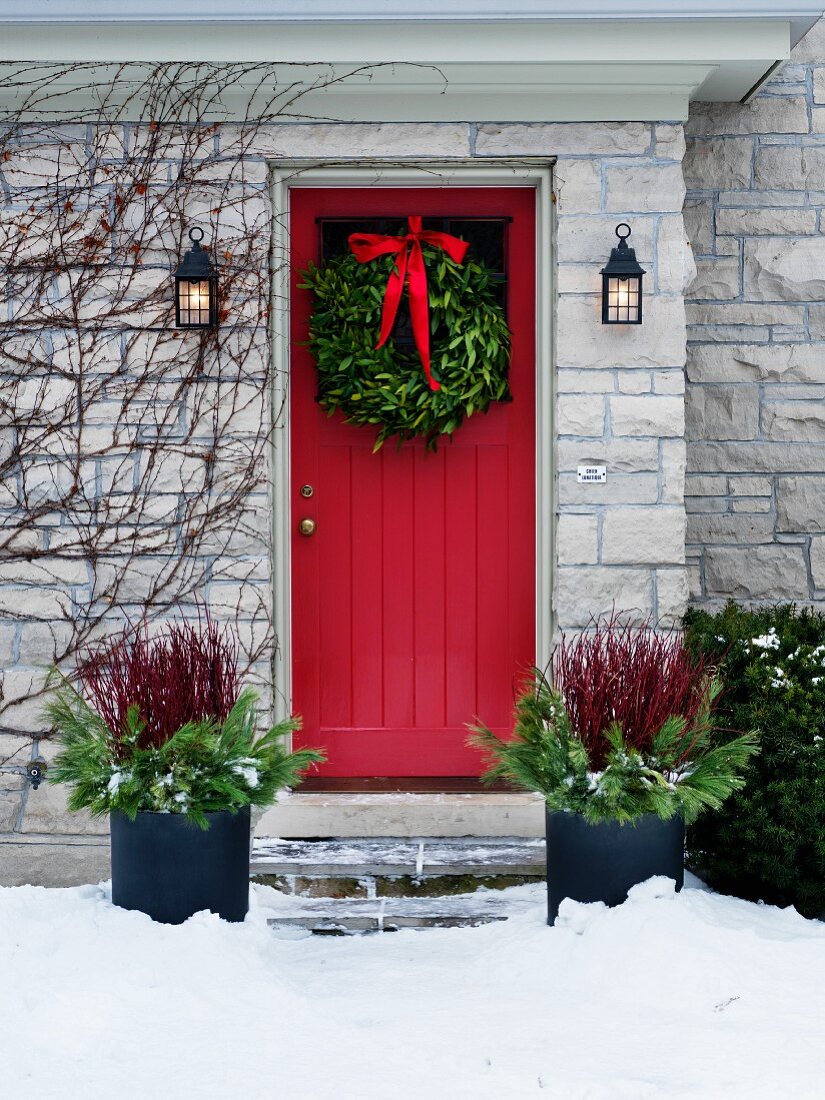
[175,225,215,280]
[600,222,646,279]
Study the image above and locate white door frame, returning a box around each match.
[269,159,556,726]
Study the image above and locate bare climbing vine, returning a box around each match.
[0,60,405,750]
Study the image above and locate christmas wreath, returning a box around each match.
[300,217,511,449]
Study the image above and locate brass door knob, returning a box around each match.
[298,518,316,536]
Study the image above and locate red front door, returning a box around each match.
[290,187,536,777]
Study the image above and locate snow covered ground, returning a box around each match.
[3,877,824,1099]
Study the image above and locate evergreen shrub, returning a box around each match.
[685,603,825,918]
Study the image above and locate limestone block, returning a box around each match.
[0,839,111,887]
[683,196,714,255]
[557,215,654,265]
[556,369,616,394]
[686,513,775,545]
[242,122,470,158]
[686,344,825,385]
[475,122,651,157]
[685,384,759,441]
[556,296,686,370]
[716,189,806,208]
[689,440,825,475]
[602,508,685,565]
[657,214,696,294]
[556,567,654,627]
[556,394,605,436]
[17,622,74,666]
[0,792,21,832]
[810,536,825,589]
[604,164,685,214]
[731,498,771,514]
[730,476,772,496]
[685,474,728,496]
[654,124,686,162]
[686,303,805,327]
[557,514,598,565]
[554,159,602,214]
[0,558,89,586]
[705,545,808,600]
[763,401,825,442]
[715,207,818,235]
[653,370,686,395]
[683,137,753,190]
[0,734,29,766]
[687,96,809,136]
[688,257,741,300]
[20,779,108,835]
[556,438,659,474]
[558,473,658,506]
[754,146,825,191]
[0,587,71,621]
[776,476,825,532]
[791,20,825,63]
[610,395,684,438]
[656,568,690,625]
[661,439,687,505]
[745,237,825,301]
[617,370,651,395]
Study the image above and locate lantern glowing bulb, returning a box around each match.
[174,226,219,329]
[601,224,645,325]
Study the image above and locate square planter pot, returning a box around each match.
[110,806,251,925]
[545,809,684,925]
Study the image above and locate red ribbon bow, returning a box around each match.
[348,216,470,392]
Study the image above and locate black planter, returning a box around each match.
[110,807,251,925]
[546,809,684,925]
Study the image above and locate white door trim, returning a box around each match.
[268,159,555,729]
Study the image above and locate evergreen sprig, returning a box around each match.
[45,679,324,828]
[469,669,758,825]
[299,245,511,449]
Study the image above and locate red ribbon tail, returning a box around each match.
[375,246,407,350]
[407,241,440,392]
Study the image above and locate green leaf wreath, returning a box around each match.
[299,245,511,449]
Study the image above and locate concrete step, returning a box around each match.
[265,891,528,934]
[255,790,545,838]
[251,836,546,898]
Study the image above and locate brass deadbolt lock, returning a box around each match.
[300,484,314,498]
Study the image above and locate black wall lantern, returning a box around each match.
[601,223,645,325]
[174,227,218,329]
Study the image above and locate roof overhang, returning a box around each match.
[0,3,821,122]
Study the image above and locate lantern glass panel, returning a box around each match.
[606,275,641,324]
[177,278,213,327]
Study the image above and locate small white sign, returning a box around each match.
[577,465,607,484]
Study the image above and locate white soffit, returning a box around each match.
[0,4,821,121]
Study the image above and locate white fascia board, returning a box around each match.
[0,18,792,65]
[0,2,820,45]
[0,16,801,120]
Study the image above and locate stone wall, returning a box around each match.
[684,19,825,606]
[0,118,690,871]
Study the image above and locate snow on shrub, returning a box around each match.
[685,602,825,919]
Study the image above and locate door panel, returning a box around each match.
[290,187,536,777]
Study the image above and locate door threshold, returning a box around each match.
[298,777,516,794]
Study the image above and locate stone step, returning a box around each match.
[265,891,528,934]
[255,790,545,838]
[251,836,546,898]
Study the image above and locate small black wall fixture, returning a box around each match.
[174,226,218,329]
[601,223,645,325]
